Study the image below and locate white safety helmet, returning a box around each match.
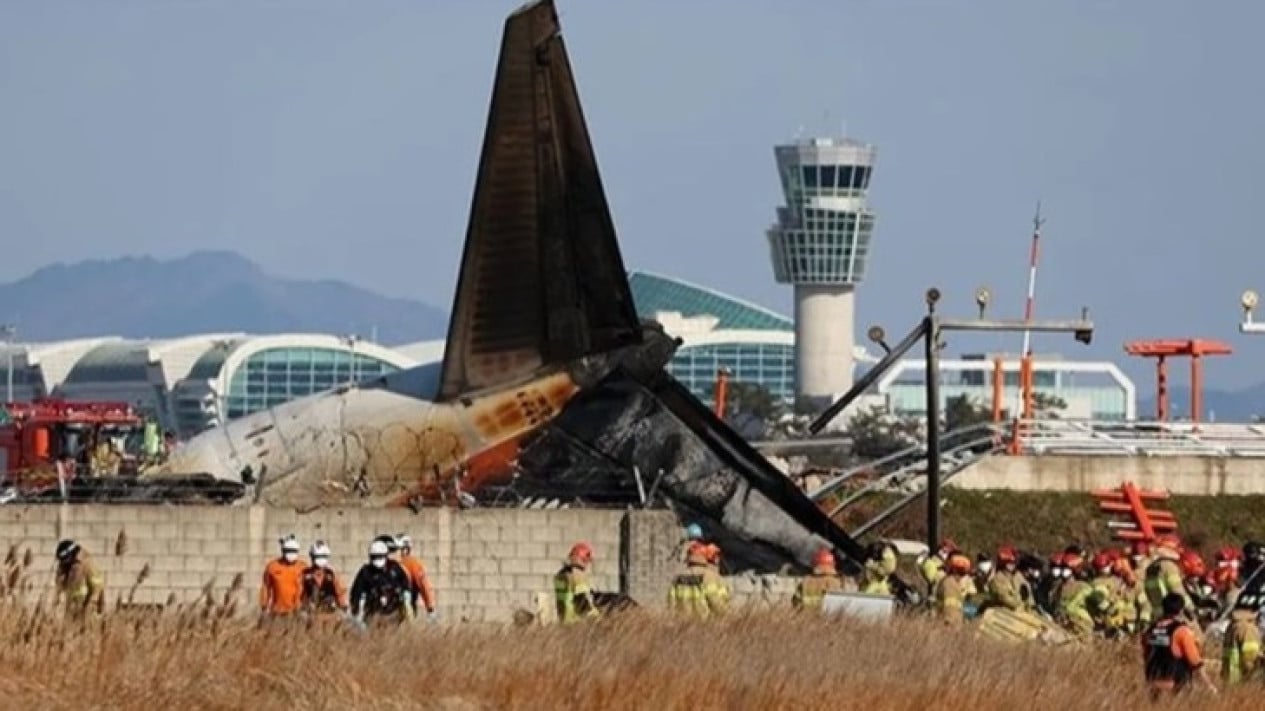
[280,534,301,561]
[310,540,332,567]
[368,539,389,567]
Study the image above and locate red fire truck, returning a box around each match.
[0,399,145,496]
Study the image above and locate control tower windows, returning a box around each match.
[819,165,836,190]
[802,166,818,188]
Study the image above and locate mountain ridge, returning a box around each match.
[0,251,447,345]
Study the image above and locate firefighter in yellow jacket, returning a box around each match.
[987,546,1032,612]
[554,542,599,624]
[55,539,104,620]
[794,547,845,611]
[935,553,976,626]
[669,542,729,618]
[1222,591,1262,686]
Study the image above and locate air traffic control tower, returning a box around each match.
[767,136,877,412]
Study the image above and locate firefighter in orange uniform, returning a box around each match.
[260,534,306,618]
[396,534,437,622]
[300,540,348,620]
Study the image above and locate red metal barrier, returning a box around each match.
[1092,481,1178,542]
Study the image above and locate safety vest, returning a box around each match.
[1143,618,1193,688]
[301,567,341,613]
[555,565,598,624]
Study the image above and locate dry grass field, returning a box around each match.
[0,599,1258,711]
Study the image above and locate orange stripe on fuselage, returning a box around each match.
[388,372,581,505]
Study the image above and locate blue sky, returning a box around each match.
[2,1,1263,388]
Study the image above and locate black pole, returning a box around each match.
[924,314,942,552]
[809,320,929,434]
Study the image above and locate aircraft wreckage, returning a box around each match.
[134,0,867,570]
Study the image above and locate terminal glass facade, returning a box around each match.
[224,348,401,419]
[666,342,795,408]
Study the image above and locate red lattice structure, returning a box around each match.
[1124,338,1231,425]
[1092,481,1178,543]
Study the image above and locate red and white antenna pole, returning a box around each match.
[1015,202,1044,420]
[1021,202,1043,357]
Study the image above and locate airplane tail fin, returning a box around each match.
[437,0,641,402]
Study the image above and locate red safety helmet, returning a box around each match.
[1131,540,1150,558]
[1155,534,1183,552]
[1215,546,1242,567]
[997,546,1019,564]
[568,542,594,566]
[1063,552,1085,573]
[1091,552,1113,574]
[937,539,959,558]
[704,543,722,565]
[1178,550,1206,578]
[812,547,836,571]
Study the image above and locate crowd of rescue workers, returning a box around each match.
[48,524,1263,697]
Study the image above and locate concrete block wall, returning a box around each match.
[0,505,679,623]
[951,454,1265,495]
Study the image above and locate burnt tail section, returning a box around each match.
[438,0,641,401]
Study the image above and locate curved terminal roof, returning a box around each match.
[629,271,792,331]
[64,334,247,385]
[208,333,417,391]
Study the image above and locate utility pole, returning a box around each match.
[809,287,1094,551]
[1016,203,1044,420]
[2,324,16,404]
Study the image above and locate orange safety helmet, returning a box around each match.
[1178,550,1206,578]
[946,553,972,575]
[568,541,594,567]
[997,546,1019,564]
[812,547,836,572]
[685,541,710,566]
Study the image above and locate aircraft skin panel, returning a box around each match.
[437,0,640,402]
[149,370,581,507]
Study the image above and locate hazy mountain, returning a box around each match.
[1138,384,1265,423]
[0,251,447,344]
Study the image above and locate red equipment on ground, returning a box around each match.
[0,399,144,494]
[1092,481,1178,543]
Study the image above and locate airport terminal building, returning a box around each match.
[0,272,1136,435]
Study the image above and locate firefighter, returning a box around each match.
[1114,554,1149,631]
[1088,551,1127,636]
[397,534,438,622]
[1017,552,1049,614]
[1211,546,1243,608]
[1040,552,1069,619]
[1057,551,1095,638]
[351,539,414,626]
[921,539,956,590]
[1178,550,1220,625]
[259,534,305,618]
[300,540,348,618]
[54,539,104,620]
[1142,592,1217,697]
[794,547,844,611]
[669,541,729,619]
[987,546,1032,612]
[1242,541,1265,584]
[934,553,974,626]
[555,542,600,624]
[1222,589,1262,686]
[1144,535,1191,616]
[861,542,894,596]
